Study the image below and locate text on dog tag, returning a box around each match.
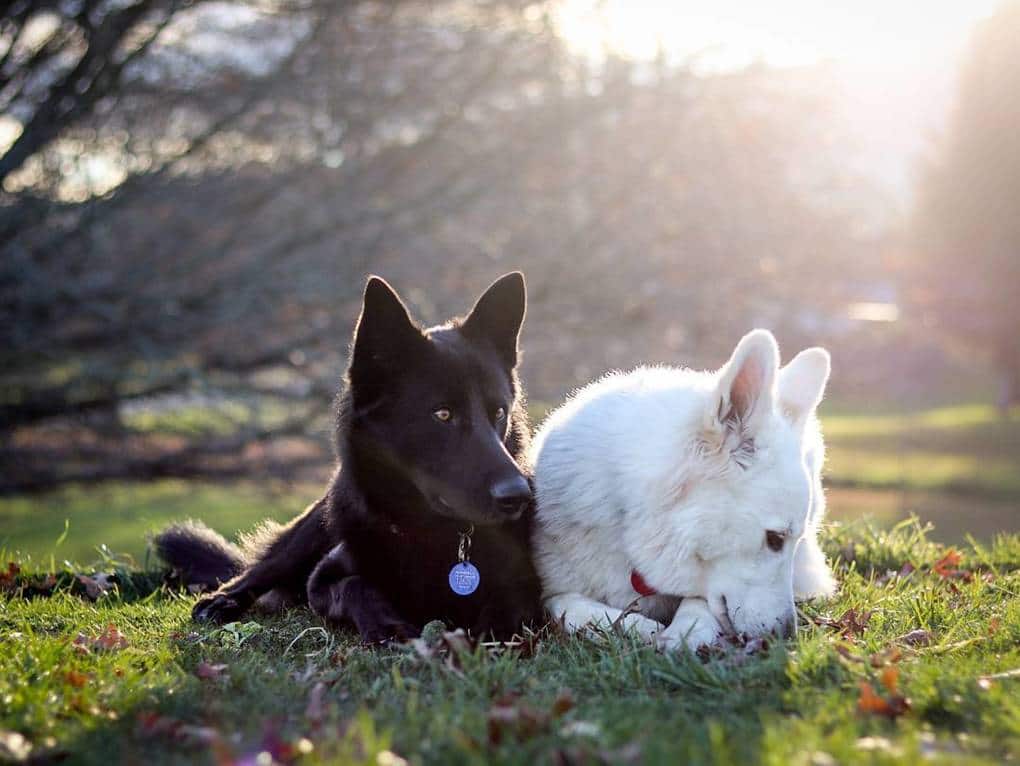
[448,562,480,596]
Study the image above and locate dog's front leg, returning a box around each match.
[656,597,723,652]
[306,543,419,644]
[545,592,662,640]
[193,497,330,624]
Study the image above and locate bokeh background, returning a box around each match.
[2,0,1018,564]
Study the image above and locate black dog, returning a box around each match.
[155,273,543,642]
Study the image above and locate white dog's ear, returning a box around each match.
[778,347,830,426]
[711,329,779,439]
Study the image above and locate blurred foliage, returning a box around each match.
[911,0,1020,411]
[0,0,1008,490]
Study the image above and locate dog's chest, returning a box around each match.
[350,522,527,625]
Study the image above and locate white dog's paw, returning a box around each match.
[655,599,723,652]
[616,612,663,641]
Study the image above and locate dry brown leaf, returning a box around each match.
[0,562,20,590]
[879,666,900,695]
[833,642,865,664]
[820,608,873,641]
[932,550,971,581]
[94,624,128,650]
[73,624,128,653]
[857,680,910,719]
[77,573,115,601]
[64,670,89,688]
[551,689,575,718]
[898,629,932,647]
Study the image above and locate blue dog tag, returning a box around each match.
[448,561,480,596]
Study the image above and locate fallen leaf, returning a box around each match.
[933,549,961,574]
[898,629,932,647]
[74,624,128,653]
[879,666,900,695]
[64,670,89,688]
[989,617,1001,634]
[94,624,128,650]
[194,661,227,680]
[857,680,910,719]
[817,608,873,641]
[0,562,20,589]
[551,689,575,718]
[77,573,115,601]
[932,550,971,581]
[833,642,865,664]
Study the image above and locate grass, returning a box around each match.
[0,480,320,567]
[822,404,1020,498]
[1,402,1019,763]
[2,520,1019,765]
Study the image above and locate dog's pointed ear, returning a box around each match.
[461,272,526,368]
[711,329,779,438]
[350,276,424,374]
[778,347,830,426]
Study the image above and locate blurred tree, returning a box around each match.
[912,0,1020,412]
[0,1,868,491]
[0,0,570,489]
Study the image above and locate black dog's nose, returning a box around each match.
[490,475,532,515]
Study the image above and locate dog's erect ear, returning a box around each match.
[461,272,526,368]
[778,347,830,426]
[350,276,424,373]
[712,329,779,438]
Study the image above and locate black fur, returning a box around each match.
[153,520,244,588]
[154,273,543,642]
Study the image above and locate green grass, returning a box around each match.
[2,521,1019,765]
[822,404,1020,498]
[0,480,320,568]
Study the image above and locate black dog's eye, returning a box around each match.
[494,406,506,421]
[433,407,452,423]
[765,530,786,552]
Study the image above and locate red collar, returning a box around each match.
[630,569,657,596]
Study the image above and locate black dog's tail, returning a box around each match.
[153,520,245,589]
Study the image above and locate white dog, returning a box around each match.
[530,329,835,651]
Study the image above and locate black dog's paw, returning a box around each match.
[473,602,544,642]
[359,618,421,646]
[192,593,244,624]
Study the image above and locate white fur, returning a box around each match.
[531,330,835,651]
